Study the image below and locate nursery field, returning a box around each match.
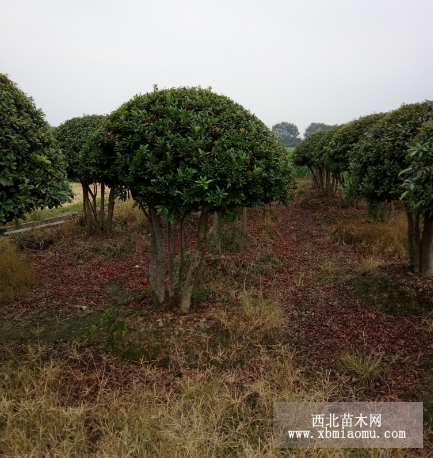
[1,180,433,456]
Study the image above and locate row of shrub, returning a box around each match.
[293,101,433,276]
[0,74,298,311]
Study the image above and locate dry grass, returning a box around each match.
[0,339,344,458]
[335,216,407,261]
[337,350,387,385]
[210,292,286,346]
[0,238,35,304]
[113,199,148,230]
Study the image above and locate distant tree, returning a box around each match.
[304,122,338,138]
[53,115,116,233]
[272,122,301,147]
[0,74,72,230]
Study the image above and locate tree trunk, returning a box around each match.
[240,207,247,250]
[414,214,421,274]
[82,182,89,229]
[404,203,415,272]
[143,208,156,292]
[180,210,209,314]
[107,187,115,232]
[149,206,165,304]
[213,212,221,253]
[309,167,319,190]
[178,213,187,292]
[231,208,238,245]
[337,187,343,208]
[99,182,105,229]
[317,167,323,194]
[420,218,433,277]
[192,246,206,296]
[167,221,174,298]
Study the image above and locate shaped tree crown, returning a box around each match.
[99,86,296,217]
[0,74,71,226]
[53,115,105,181]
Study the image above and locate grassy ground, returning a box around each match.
[1,185,433,456]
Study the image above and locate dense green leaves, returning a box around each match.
[97,87,296,218]
[401,121,433,218]
[292,127,340,169]
[326,113,386,174]
[0,74,72,227]
[53,115,105,181]
[350,101,433,203]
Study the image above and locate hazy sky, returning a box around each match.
[1,0,433,137]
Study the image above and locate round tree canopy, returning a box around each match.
[53,114,105,182]
[96,86,296,218]
[0,74,71,227]
[350,101,433,203]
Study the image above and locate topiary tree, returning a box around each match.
[0,74,72,230]
[105,86,297,313]
[350,101,433,271]
[53,115,113,232]
[293,127,340,195]
[400,121,433,275]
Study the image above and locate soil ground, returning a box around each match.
[2,182,433,455]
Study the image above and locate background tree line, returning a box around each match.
[272,121,337,147]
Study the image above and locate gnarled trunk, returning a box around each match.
[180,210,209,314]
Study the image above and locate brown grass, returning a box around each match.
[0,238,35,304]
[211,292,286,346]
[335,216,407,261]
[0,340,345,458]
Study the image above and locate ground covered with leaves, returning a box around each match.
[1,185,433,456]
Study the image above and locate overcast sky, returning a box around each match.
[1,0,433,137]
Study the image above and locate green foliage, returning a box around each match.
[350,101,433,203]
[271,122,300,147]
[80,117,121,190]
[0,74,72,227]
[292,127,339,168]
[400,121,433,219]
[304,122,338,138]
[326,113,386,175]
[53,115,105,181]
[104,87,297,218]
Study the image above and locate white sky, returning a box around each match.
[1,0,433,137]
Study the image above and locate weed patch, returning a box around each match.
[337,350,387,385]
